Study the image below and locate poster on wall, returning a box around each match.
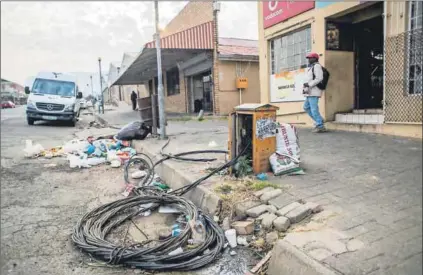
[270,68,307,102]
[326,22,340,50]
[263,1,315,29]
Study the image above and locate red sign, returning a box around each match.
[263,1,315,29]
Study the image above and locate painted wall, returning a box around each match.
[258,1,372,126]
[258,1,422,136]
[217,60,260,114]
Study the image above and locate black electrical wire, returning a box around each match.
[73,141,250,271]
[72,190,225,271]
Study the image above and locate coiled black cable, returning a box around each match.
[73,141,250,271]
[72,190,225,271]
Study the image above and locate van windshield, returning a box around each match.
[32,79,75,97]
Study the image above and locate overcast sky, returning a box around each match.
[1,1,258,87]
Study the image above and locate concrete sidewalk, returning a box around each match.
[98,108,422,275]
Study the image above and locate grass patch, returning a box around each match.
[214,184,233,194]
[248,180,283,191]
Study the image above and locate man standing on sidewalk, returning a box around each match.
[303,53,326,133]
[130,91,137,111]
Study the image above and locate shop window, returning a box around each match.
[270,26,311,74]
[166,67,180,96]
[408,1,422,95]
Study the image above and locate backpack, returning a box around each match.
[312,64,330,90]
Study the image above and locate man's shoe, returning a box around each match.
[312,126,327,133]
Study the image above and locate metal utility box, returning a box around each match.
[236,77,248,89]
[228,103,279,174]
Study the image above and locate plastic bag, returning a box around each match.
[23,140,44,158]
[270,123,304,175]
[68,154,106,168]
[269,153,302,176]
[275,123,300,160]
[116,121,150,141]
[63,140,89,154]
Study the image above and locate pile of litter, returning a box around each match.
[23,137,137,169]
[22,121,152,169]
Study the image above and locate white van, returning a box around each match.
[25,72,82,126]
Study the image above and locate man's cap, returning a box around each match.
[306,53,319,59]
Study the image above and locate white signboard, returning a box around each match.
[270,68,307,102]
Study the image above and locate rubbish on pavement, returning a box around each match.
[208,140,218,147]
[230,250,237,256]
[115,121,150,141]
[131,170,147,179]
[122,184,135,197]
[256,173,268,181]
[23,140,44,158]
[190,218,206,243]
[44,152,53,159]
[270,123,304,175]
[110,159,121,168]
[197,109,204,120]
[225,229,238,248]
[250,251,272,274]
[153,182,170,190]
[63,139,88,154]
[168,247,183,256]
[237,236,249,246]
[171,224,181,237]
[158,205,181,214]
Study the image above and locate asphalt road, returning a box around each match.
[0,107,253,275]
[1,106,86,162]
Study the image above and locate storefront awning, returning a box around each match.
[145,21,214,49]
[113,48,206,85]
[113,21,214,86]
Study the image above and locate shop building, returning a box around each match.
[114,1,260,115]
[258,1,422,138]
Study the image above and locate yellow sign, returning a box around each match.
[236,77,248,89]
[270,68,307,102]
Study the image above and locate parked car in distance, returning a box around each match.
[1,101,16,109]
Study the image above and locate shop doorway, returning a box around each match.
[190,71,213,113]
[353,15,384,109]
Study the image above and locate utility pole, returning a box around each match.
[98,57,104,114]
[117,67,122,101]
[90,75,94,96]
[154,0,166,139]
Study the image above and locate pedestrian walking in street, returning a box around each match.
[130,91,137,111]
[303,52,328,133]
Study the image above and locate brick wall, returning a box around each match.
[161,2,213,37]
[164,69,187,113]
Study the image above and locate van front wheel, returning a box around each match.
[27,117,35,125]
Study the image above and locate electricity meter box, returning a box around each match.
[228,103,279,175]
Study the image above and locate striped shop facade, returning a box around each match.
[145,21,214,50]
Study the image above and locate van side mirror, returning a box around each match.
[77,92,83,99]
[24,87,30,94]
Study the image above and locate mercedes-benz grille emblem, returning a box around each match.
[46,104,53,111]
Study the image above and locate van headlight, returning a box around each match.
[27,100,36,109]
[64,104,75,111]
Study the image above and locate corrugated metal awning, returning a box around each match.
[145,21,214,49]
